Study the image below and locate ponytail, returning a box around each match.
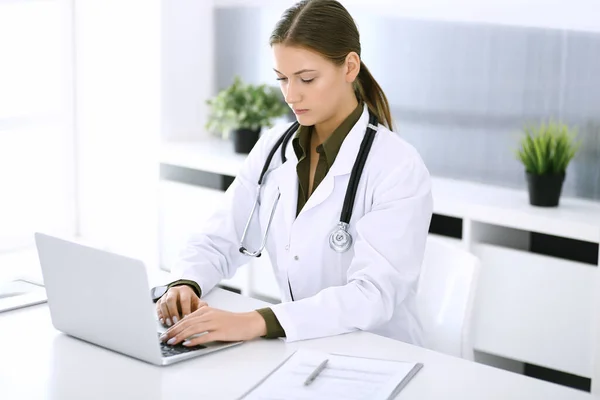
[355,61,393,130]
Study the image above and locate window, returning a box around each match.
[0,0,75,254]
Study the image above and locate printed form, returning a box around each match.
[240,348,423,400]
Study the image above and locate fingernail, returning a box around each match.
[167,338,177,345]
[172,316,178,324]
[160,335,167,342]
[182,340,192,346]
[183,314,188,319]
[159,318,164,325]
[166,318,172,326]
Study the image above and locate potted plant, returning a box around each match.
[206,75,289,154]
[515,120,581,207]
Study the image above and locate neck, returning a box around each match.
[313,96,359,144]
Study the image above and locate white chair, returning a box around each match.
[416,235,481,360]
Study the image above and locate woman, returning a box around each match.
[156,0,433,348]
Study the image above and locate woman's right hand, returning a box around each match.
[156,285,206,327]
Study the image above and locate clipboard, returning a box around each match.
[238,348,423,400]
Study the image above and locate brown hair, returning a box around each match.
[270,0,394,130]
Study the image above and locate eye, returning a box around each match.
[301,78,314,84]
[276,77,287,82]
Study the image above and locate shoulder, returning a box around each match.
[369,124,419,161]
[367,124,432,198]
[368,124,429,176]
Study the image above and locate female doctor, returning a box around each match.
[156,0,433,348]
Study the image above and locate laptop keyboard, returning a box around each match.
[158,333,207,358]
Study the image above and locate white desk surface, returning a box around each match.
[0,288,592,400]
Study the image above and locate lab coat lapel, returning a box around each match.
[297,105,370,217]
[269,140,299,233]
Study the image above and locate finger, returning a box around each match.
[190,297,207,313]
[173,308,211,331]
[161,317,191,342]
[189,304,211,318]
[164,311,203,335]
[165,291,181,325]
[159,299,172,327]
[162,309,212,341]
[161,315,206,343]
[189,301,208,317]
[179,290,191,319]
[183,331,219,347]
[156,303,164,325]
[165,323,214,346]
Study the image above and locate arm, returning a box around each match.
[161,281,287,338]
[269,156,433,342]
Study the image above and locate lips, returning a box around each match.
[293,109,309,115]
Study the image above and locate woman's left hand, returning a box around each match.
[159,305,267,346]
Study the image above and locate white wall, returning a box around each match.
[217,0,600,34]
[0,0,76,253]
[351,0,600,33]
[75,0,161,267]
[161,0,215,141]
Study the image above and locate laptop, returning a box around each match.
[34,232,243,366]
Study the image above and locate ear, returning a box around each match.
[344,51,361,83]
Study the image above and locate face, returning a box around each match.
[272,44,359,127]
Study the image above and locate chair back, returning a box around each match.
[417,235,481,360]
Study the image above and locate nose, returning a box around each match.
[283,79,301,105]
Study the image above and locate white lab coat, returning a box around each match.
[172,104,433,345]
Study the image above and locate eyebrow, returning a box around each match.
[273,68,317,76]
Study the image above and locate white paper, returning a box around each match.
[242,349,420,400]
[0,280,47,313]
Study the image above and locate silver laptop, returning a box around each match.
[34,232,242,366]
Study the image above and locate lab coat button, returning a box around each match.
[294,255,299,261]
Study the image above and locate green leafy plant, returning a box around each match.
[515,121,582,175]
[205,75,289,138]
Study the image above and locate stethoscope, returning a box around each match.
[239,110,378,257]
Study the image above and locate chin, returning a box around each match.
[295,114,317,126]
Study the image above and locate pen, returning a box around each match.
[303,359,329,386]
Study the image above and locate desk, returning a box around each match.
[0,288,592,400]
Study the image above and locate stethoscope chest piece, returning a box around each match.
[329,222,353,253]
